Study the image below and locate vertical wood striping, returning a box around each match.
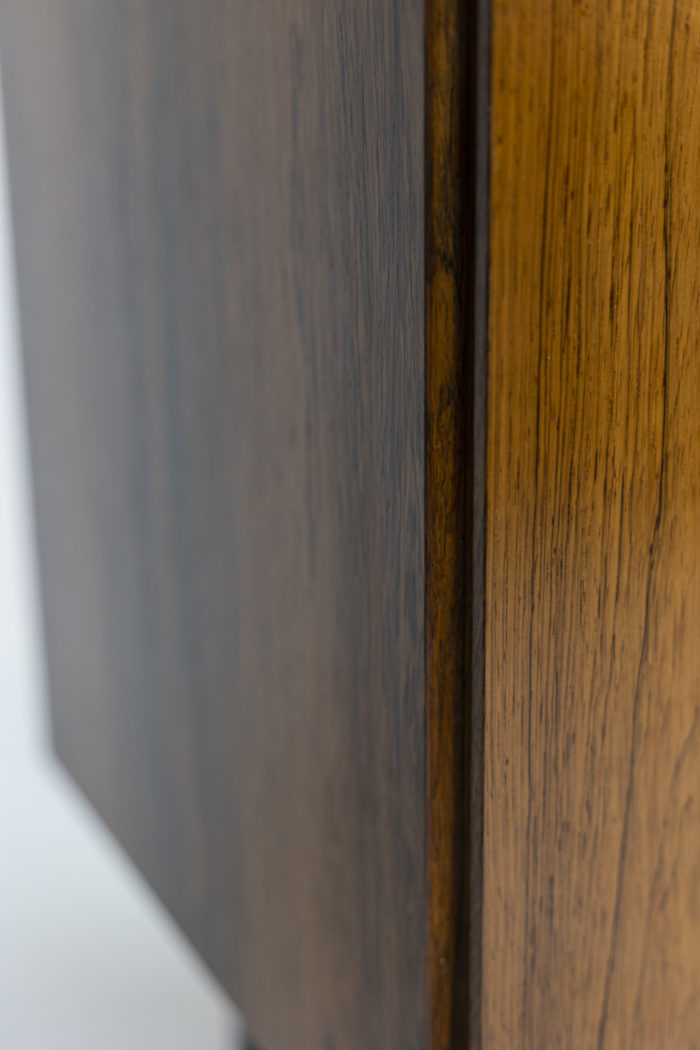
[426,0,489,1046]
[486,1,700,1045]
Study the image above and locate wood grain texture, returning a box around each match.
[485,1,700,1046]
[425,0,469,1045]
[425,0,489,1046]
[9,0,700,1045]
[0,3,426,1048]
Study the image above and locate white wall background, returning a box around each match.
[0,79,241,1050]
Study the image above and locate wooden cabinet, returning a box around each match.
[1,1,699,1047]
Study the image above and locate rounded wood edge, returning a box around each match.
[425,0,489,1046]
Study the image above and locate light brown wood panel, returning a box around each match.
[485,1,700,1046]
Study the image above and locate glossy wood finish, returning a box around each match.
[485,1,700,1046]
[0,3,426,1048]
[6,0,700,1046]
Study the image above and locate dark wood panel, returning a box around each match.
[0,3,426,1048]
[425,0,489,1047]
[485,0,700,1046]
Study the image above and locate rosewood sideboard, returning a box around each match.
[1,1,699,1047]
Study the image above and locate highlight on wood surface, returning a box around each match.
[485,1,700,1046]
